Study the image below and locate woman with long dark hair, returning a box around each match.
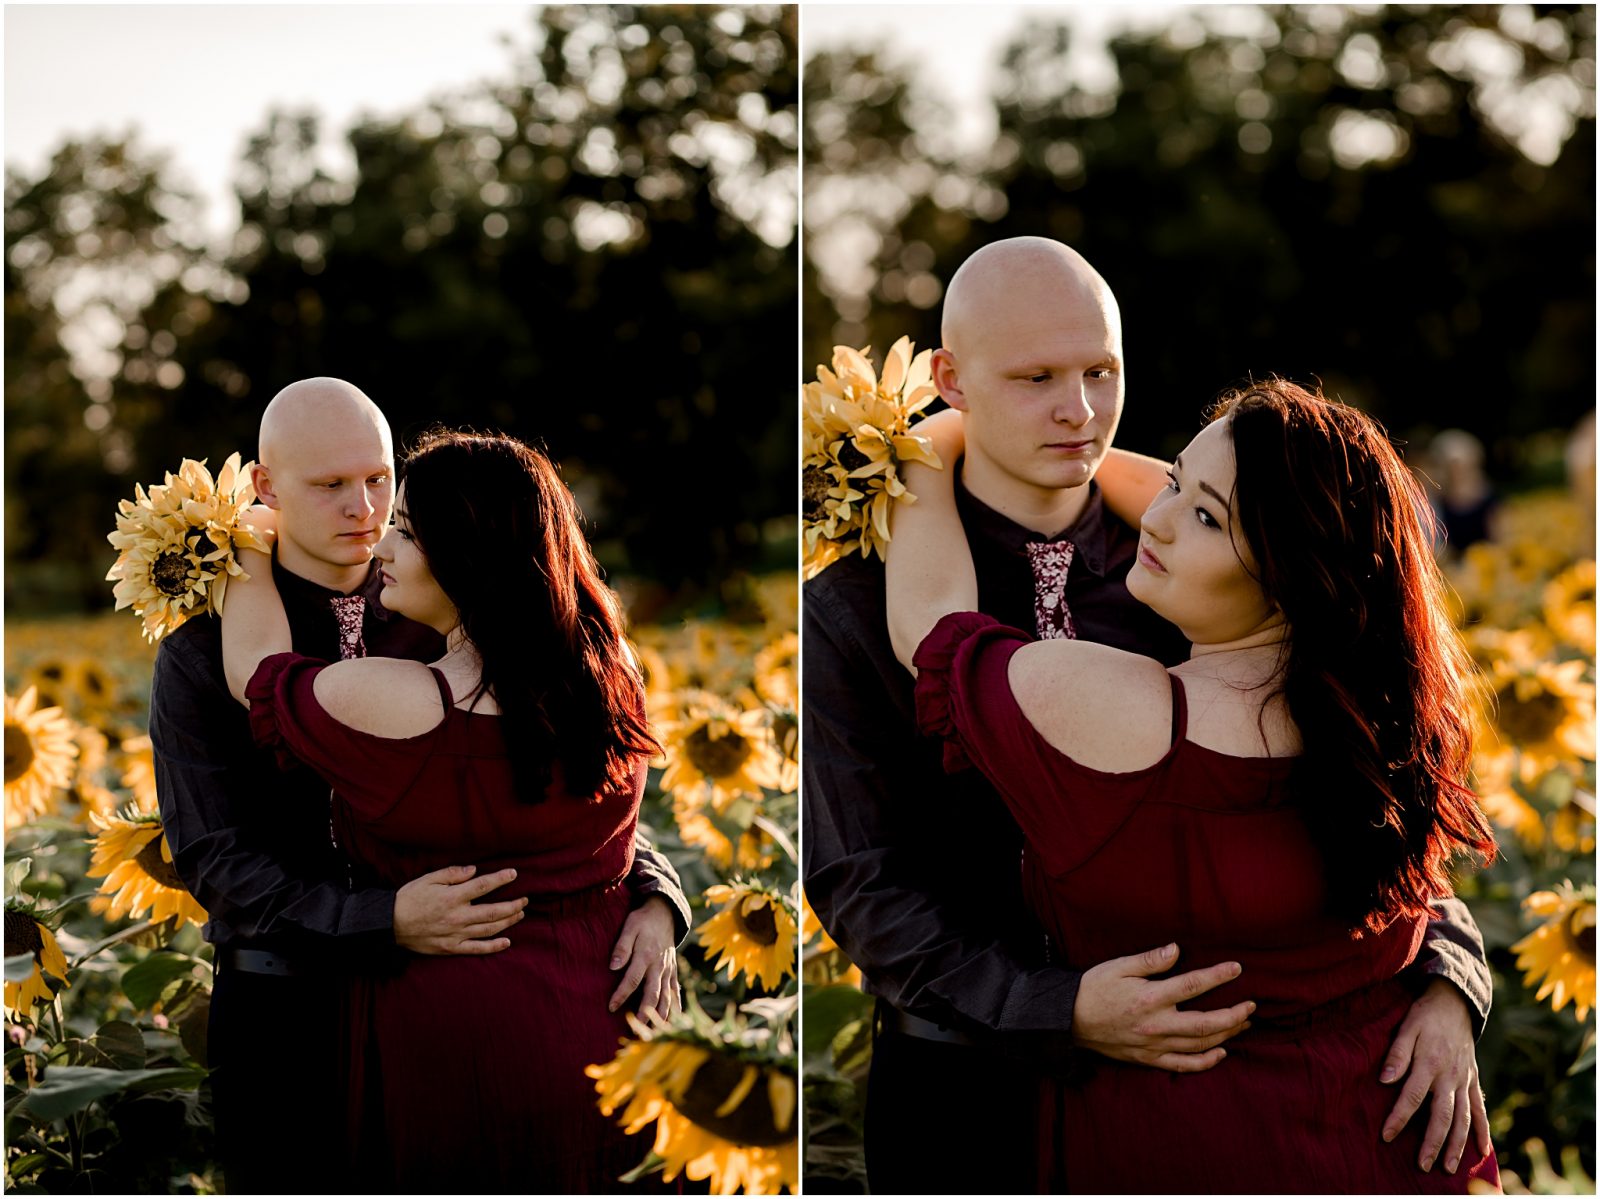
[222,429,660,1192]
[885,379,1500,1192]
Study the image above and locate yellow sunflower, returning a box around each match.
[4,687,79,829]
[1544,560,1596,655]
[753,633,798,710]
[117,735,159,813]
[3,905,70,1017]
[674,793,778,872]
[1513,883,1596,1022]
[803,337,943,580]
[1472,745,1545,850]
[1486,657,1595,772]
[658,692,785,806]
[800,891,861,989]
[66,725,121,826]
[588,1031,798,1195]
[699,883,798,991]
[106,453,269,642]
[86,810,207,929]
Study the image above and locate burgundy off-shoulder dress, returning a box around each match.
[247,652,646,1193]
[914,613,1500,1194]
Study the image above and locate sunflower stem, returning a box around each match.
[69,918,162,968]
[751,814,797,864]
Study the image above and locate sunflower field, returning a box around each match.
[802,484,1597,1193]
[4,571,800,1194]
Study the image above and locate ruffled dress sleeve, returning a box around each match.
[245,652,433,820]
[912,612,1150,876]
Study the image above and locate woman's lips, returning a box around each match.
[378,570,396,587]
[1137,544,1166,573]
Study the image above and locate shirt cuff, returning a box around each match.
[631,876,691,946]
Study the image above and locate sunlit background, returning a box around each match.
[800,5,1595,1194]
[7,3,798,616]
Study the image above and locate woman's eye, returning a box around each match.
[1164,471,1180,493]
[1196,508,1219,530]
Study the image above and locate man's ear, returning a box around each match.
[930,348,968,412]
[252,463,281,510]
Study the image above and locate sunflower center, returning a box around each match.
[1568,915,1593,960]
[5,724,37,783]
[675,1053,793,1147]
[4,909,44,960]
[802,467,833,521]
[150,552,193,598]
[1495,685,1566,746]
[735,900,780,947]
[685,726,752,781]
[837,441,870,473]
[134,836,187,890]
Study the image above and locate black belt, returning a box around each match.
[216,947,312,977]
[875,1000,981,1048]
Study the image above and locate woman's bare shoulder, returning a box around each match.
[311,658,446,739]
[1007,640,1176,772]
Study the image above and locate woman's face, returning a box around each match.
[1126,418,1278,645]
[374,482,458,634]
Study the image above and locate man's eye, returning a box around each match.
[1027,373,1050,383]
[1088,368,1116,380]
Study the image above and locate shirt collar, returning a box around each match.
[953,463,1113,577]
[272,554,399,621]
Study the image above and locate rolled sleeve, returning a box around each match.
[150,626,397,956]
[626,828,691,945]
[1411,896,1492,1039]
[801,569,1083,1068]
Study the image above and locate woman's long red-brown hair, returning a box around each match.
[1217,380,1495,933]
[400,429,659,801]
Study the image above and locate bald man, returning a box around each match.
[151,379,689,1193]
[802,239,1492,1192]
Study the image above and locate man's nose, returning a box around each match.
[1052,381,1093,427]
[346,486,376,520]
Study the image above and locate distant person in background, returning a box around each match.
[1566,412,1595,546]
[1424,429,1500,557]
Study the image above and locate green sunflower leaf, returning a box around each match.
[16,1064,204,1122]
[120,954,198,1012]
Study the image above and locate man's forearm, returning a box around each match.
[1410,896,1491,1038]
[626,827,690,944]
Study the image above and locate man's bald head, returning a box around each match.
[258,377,391,471]
[252,378,396,590]
[940,237,1121,361]
[929,237,1126,529]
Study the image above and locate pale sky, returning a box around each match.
[5,4,536,242]
[802,3,1190,153]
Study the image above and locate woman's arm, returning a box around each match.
[1096,447,1171,531]
[221,510,290,706]
[884,408,972,674]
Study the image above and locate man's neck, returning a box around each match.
[959,456,1093,538]
[276,541,370,595]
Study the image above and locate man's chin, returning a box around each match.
[325,541,378,565]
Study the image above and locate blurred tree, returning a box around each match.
[7,4,798,612]
[806,5,1595,467]
[5,137,213,610]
